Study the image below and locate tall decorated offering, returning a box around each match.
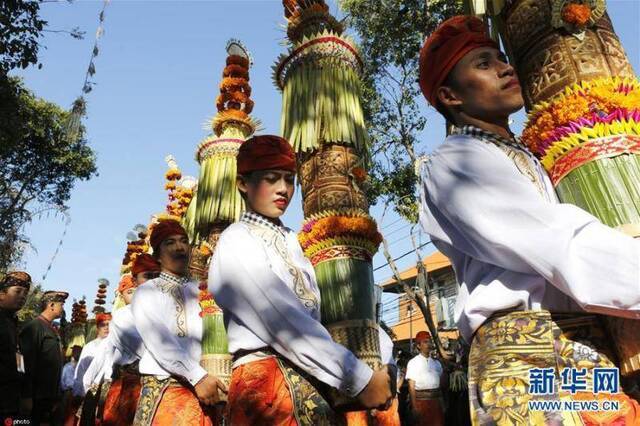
[65,298,88,357]
[275,0,383,408]
[495,0,640,378]
[190,40,259,400]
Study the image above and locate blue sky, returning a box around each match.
[11,0,640,322]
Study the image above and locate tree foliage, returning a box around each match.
[0,78,97,271]
[0,0,46,74]
[339,0,462,222]
[17,282,43,324]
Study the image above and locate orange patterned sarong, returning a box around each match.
[227,356,340,425]
[227,357,297,425]
[133,375,216,426]
[151,385,214,426]
[101,369,142,425]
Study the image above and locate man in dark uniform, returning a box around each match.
[20,290,68,425]
[0,271,31,419]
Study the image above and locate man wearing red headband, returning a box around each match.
[405,332,443,426]
[209,135,393,424]
[131,219,226,425]
[418,16,640,424]
[100,256,159,425]
[131,253,161,285]
[72,313,110,396]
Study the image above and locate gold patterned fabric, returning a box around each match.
[133,375,175,425]
[156,273,188,338]
[468,310,640,425]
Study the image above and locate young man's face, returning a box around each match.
[439,47,524,122]
[157,234,190,276]
[121,287,136,305]
[238,169,295,219]
[97,321,110,338]
[0,286,29,311]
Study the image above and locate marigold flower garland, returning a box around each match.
[522,77,640,171]
[298,209,382,259]
[562,3,591,27]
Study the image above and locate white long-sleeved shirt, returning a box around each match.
[80,305,145,393]
[82,338,114,393]
[61,360,77,391]
[209,212,374,398]
[109,304,145,366]
[419,129,640,341]
[131,273,207,387]
[72,336,105,397]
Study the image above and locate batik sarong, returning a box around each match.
[133,375,215,426]
[101,364,142,425]
[468,311,640,425]
[227,355,342,425]
[343,398,401,426]
[410,389,444,426]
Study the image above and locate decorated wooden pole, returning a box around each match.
[492,0,640,379]
[85,278,109,341]
[188,40,259,401]
[65,297,88,357]
[275,0,383,408]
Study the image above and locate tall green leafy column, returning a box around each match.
[276,0,383,408]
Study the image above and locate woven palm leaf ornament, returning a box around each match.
[487,0,640,378]
[193,39,259,244]
[275,0,383,409]
[190,40,259,402]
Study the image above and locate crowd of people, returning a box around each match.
[2,12,640,426]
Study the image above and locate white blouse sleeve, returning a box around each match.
[72,341,96,397]
[419,139,640,318]
[131,284,207,386]
[81,338,113,393]
[209,228,373,398]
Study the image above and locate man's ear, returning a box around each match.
[436,85,462,110]
[237,175,248,195]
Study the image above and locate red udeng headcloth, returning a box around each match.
[96,312,112,326]
[419,15,498,109]
[117,275,136,293]
[149,220,188,254]
[415,331,431,343]
[131,253,161,277]
[236,135,296,175]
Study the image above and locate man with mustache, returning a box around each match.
[417,16,640,424]
[0,271,31,419]
[131,219,226,425]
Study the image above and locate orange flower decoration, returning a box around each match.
[351,167,367,182]
[562,3,591,27]
[165,169,182,181]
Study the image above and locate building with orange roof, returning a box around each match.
[380,250,460,352]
